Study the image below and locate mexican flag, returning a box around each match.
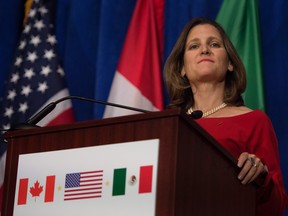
[216,0,265,110]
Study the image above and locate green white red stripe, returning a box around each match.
[112,165,154,196]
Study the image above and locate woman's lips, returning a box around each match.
[198,59,214,63]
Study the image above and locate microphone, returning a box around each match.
[10,96,151,130]
[189,110,203,119]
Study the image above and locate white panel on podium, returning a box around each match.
[13,139,159,216]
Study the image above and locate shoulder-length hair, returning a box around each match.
[164,17,246,110]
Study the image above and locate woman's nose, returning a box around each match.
[201,49,210,55]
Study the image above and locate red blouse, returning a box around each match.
[195,110,288,216]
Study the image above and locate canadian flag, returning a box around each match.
[103,0,164,117]
[17,176,56,205]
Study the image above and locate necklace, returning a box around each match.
[186,102,227,118]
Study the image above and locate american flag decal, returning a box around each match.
[64,170,103,201]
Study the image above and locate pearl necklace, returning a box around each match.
[186,102,227,118]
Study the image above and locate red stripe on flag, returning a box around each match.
[117,0,164,110]
[17,178,29,205]
[44,175,55,202]
[139,165,153,193]
[46,108,75,126]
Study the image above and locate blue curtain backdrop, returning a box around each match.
[0,0,287,213]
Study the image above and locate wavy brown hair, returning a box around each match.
[164,17,246,110]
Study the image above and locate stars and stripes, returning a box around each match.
[0,0,74,210]
[64,170,103,201]
[0,0,74,130]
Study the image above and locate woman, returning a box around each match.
[164,17,288,215]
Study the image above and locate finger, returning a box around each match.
[238,155,259,184]
[241,164,258,184]
[238,158,253,182]
[249,157,256,167]
[237,152,249,168]
[248,165,263,183]
[242,157,263,184]
[248,162,266,183]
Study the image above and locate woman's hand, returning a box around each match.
[237,152,268,184]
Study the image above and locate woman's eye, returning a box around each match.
[188,44,199,50]
[210,42,220,48]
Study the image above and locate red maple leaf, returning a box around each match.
[30,180,43,201]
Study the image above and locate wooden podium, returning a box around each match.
[2,109,256,215]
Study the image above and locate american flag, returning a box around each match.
[0,0,74,209]
[64,170,103,201]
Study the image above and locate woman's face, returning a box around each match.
[182,24,233,84]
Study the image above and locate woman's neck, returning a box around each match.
[191,83,225,113]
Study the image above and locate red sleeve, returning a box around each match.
[246,111,288,216]
[196,110,288,215]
